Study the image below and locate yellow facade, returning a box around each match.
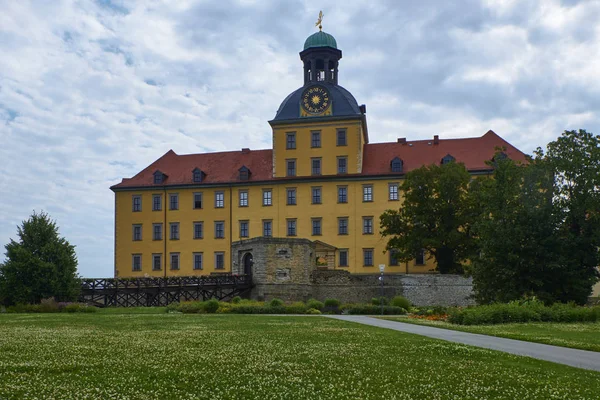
[114,178,437,277]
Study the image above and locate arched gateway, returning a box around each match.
[243,253,253,276]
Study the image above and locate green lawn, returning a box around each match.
[382,317,600,352]
[0,314,599,399]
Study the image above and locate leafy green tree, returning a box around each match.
[472,130,600,304]
[0,211,80,305]
[380,161,478,274]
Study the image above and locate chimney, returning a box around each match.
[397,138,407,144]
[433,135,439,145]
[359,104,367,114]
[241,148,250,154]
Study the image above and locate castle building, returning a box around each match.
[111,28,526,278]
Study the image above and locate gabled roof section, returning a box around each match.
[111,130,527,190]
[362,130,527,175]
[111,148,272,190]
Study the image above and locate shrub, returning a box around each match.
[324,298,341,308]
[204,299,220,314]
[39,298,60,313]
[285,302,307,314]
[371,297,389,306]
[177,301,205,314]
[306,299,324,311]
[231,296,242,304]
[306,308,322,315]
[390,296,411,310]
[448,303,600,325]
[347,305,406,315]
[269,298,284,307]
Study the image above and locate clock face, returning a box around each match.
[301,85,331,115]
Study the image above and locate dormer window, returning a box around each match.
[192,168,204,183]
[390,157,403,173]
[153,170,166,184]
[239,166,251,181]
[492,152,508,162]
[441,154,456,165]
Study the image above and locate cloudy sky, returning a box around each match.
[1,0,599,278]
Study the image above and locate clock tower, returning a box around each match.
[269,26,368,178]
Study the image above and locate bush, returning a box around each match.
[204,299,220,314]
[347,305,406,315]
[306,308,322,315]
[307,299,324,311]
[269,298,284,307]
[324,298,341,308]
[231,296,242,304]
[390,296,411,310]
[448,303,600,325]
[371,297,389,306]
[285,301,307,314]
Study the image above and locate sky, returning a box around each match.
[1,0,599,278]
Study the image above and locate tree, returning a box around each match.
[472,131,600,304]
[380,161,477,274]
[0,211,80,305]
[470,154,563,303]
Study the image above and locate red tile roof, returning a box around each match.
[111,130,527,190]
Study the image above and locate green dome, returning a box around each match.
[303,31,337,50]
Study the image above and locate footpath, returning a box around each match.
[325,315,600,372]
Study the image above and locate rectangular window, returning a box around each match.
[389,183,399,201]
[132,254,142,271]
[286,132,296,149]
[193,253,203,270]
[311,158,321,175]
[170,253,180,270]
[337,157,347,174]
[287,219,297,236]
[363,185,373,202]
[152,254,162,271]
[193,193,203,209]
[286,188,296,205]
[363,249,374,266]
[338,217,348,235]
[390,250,400,266]
[152,194,162,211]
[169,193,179,210]
[339,249,348,267]
[132,224,142,241]
[239,190,248,207]
[337,186,348,203]
[263,220,272,237]
[132,195,141,212]
[286,160,296,177]
[312,218,322,236]
[363,217,373,235]
[169,223,179,240]
[416,249,426,265]
[337,129,347,146]
[240,220,249,238]
[215,252,225,270]
[311,131,321,148]
[263,189,272,206]
[215,191,224,208]
[193,222,203,239]
[152,223,162,241]
[215,221,225,239]
[312,187,322,204]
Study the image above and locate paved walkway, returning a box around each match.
[325,315,600,372]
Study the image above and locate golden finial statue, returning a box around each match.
[315,10,323,31]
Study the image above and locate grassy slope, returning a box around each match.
[382,317,600,352]
[0,314,598,399]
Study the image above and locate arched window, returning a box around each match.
[390,157,403,173]
[239,166,251,181]
[192,168,203,183]
[441,154,456,165]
